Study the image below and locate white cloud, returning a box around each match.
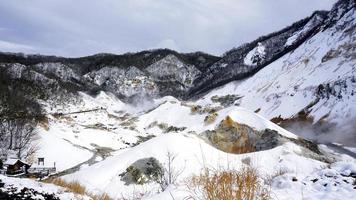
[0,0,337,57]
[155,39,180,51]
[0,40,34,52]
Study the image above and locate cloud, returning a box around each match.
[0,40,35,52]
[155,39,180,51]
[0,0,336,57]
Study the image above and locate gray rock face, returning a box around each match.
[83,66,159,98]
[187,10,330,97]
[119,157,163,185]
[254,129,284,151]
[0,50,217,102]
[204,117,286,154]
[146,54,201,88]
[203,116,325,159]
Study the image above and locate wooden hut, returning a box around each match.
[3,158,30,175]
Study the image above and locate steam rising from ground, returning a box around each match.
[125,93,162,114]
[283,117,356,147]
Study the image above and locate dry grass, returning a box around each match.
[265,168,289,185]
[189,167,271,200]
[90,193,114,200]
[46,178,86,195]
[45,178,113,200]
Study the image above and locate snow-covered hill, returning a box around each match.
[0,0,355,199]
[198,0,356,145]
[28,92,356,199]
[1,88,355,199]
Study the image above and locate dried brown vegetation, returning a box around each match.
[189,167,271,200]
[45,178,113,200]
[46,178,86,195]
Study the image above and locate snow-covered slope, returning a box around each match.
[0,1,355,200]
[51,95,353,200]
[199,1,356,145]
[2,88,355,200]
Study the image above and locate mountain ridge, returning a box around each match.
[0,4,346,101]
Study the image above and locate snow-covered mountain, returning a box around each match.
[1,0,354,142]
[198,0,356,145]
[0,0,355,199]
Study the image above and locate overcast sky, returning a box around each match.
[0,0,336,57]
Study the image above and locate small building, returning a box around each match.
[3,158,31,175]
[37,157,45,166]
[28,157,56,178]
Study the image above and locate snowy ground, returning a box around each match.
[0,175,91,200]
[2,86,355,200]
[31,92,352,200]
[1,4,355,200]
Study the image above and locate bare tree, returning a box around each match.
[0,119,38,160]
[158,151,185,191]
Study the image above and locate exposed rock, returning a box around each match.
[120,157,163,185]
[204,113,218,125]
[255,129,284,151]
[204,116,324,156]
[119,116,138,130]
[190,105,202,114]
[157,123,186,133]
[136,135,156,144]
[211,94,242,107]
[204,116,259,154]
[190,104,222,115]
[146,54,201,89]
[202,115,329,163]
[241,157,251,166]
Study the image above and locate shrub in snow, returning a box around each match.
[189,166,271,200]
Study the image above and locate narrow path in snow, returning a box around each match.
[325,143,356,159]
[47,144,113,179]
[50,108,106,116]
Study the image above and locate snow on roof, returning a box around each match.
[4,158,19,165]
[4,158,29,166]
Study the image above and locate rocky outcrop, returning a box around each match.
[204,116,285,154]
[119,157,163,185]
[204,116,323,156]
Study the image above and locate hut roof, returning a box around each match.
[4,158,29,166]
